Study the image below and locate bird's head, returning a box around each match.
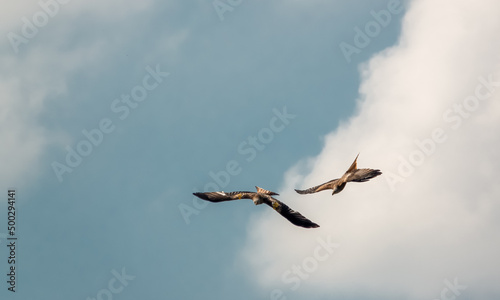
[332,182,346,195]
[332,186,342,195]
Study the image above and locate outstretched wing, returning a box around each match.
[346,168,382,182]
[294,178,338,194]
[264,197,319,228]
[193,191,254,202]
[345,153,360,174]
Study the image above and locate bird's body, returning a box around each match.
[193,186,319,228]
[295,154,382,196]
[252,194,264,205]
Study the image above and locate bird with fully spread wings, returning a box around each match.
[295,154,382,196]
[193,186,319,228]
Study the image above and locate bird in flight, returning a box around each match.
[295,154,382,196]
[193,186,319,228]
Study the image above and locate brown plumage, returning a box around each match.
[193,186,319,228]
[295,154,382,196]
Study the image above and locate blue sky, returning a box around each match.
[2,0,500,299]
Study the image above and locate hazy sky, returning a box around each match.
[1,0,499,299]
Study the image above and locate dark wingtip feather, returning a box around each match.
[290,217,320,229]
[193,192,209,200]
[372,169,382,178]
[309,222,320,228]
[294,189,307,194]
[298,219,320,228]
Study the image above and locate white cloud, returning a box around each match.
[0,0,183,188]
[239,0,500,299]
